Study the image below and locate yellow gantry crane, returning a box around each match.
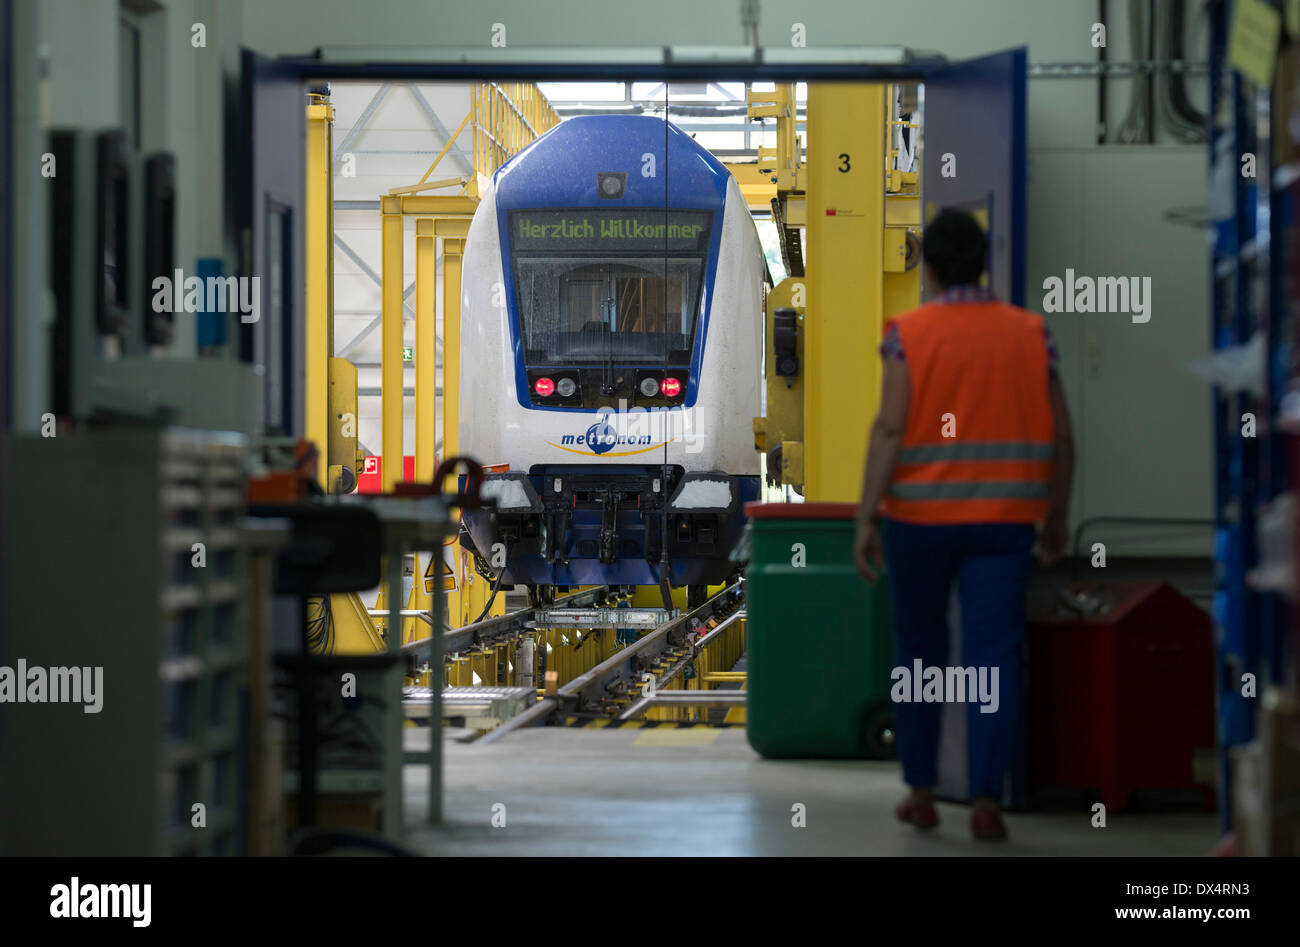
[750,82,922,501]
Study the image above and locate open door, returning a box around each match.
[922,48,1029,808]
[922,47,1027,305]
[238,50,306,437]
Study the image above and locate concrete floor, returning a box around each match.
[402,727,1218,856]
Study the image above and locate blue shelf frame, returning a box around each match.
[1208,0,1292,835]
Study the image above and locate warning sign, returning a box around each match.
[422,547,457,594]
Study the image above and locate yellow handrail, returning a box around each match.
[470,82,561,182]
[417,110,473,185]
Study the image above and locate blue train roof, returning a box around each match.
[492,115,731,211]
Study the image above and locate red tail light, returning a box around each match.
[534,377,555,397]
[661,376,682,398]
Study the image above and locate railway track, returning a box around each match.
[478,579,745,742]
[399,580,746,739]
[401,584,612,665]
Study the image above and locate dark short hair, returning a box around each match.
[922,210,987,288]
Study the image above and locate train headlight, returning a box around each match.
[481,472,543,514]
[661,376,682,398]
[555,376,577,398]
[669,472,737,514]
[639,377,660,398]
[534,377,555,397]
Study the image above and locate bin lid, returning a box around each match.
[745,501,860,520]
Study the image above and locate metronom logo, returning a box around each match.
[548,401,707,456]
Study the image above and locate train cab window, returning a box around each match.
[510,209,710,368]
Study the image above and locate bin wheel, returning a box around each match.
[863,711,898,760]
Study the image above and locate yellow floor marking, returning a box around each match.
[633,729,721,746]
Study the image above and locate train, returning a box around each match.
[458,114,764,608]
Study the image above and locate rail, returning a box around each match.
[559,578,744,709]
[477,578,745,743]
[402,585,611,662]
[619,690,747,721]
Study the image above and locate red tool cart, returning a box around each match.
[1026,582,1215,813]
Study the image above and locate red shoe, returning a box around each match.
[971,806,1007,841]
[895,796,939,829]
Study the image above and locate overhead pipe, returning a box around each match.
[1147,0,1156,144]
[1098,0,1108,144]
[1169,0,1208,133]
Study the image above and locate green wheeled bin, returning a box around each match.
[744,502,896,759]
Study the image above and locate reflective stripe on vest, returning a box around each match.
[896,441,1054,465]
[887,480,1051,500]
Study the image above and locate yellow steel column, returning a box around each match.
[440,232,505,629]
[804,84,885,501]
[441,237,466,625]
[410,218,438,639]
[441,237,463,484]
[305,97,334,490]
[381,197,404,492]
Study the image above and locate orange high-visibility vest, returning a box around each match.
[878,298,1054,524]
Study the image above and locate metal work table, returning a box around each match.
[336,492,458,828]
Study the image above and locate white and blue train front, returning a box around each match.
[458,115,763,594]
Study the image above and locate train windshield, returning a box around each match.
[509,209,711,366]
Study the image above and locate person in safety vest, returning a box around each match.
[853,209,1075,841]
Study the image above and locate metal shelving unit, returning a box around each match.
[1208,0,1293,834]
[157,429,250,856]
[0,427,256,855]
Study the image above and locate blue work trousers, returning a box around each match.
[881,519,1035,800]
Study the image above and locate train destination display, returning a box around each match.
[511,209,711,252]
